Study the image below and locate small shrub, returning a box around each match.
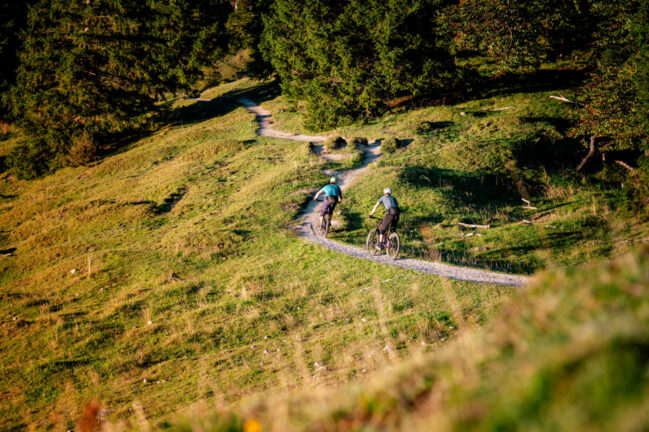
[417,120,454,134]
[7,139,51,179]
[306,141,318,155]
[410,136,428,149]
[349,137,368,148]
[66,132,97,166]
[417,121,433,133]
[382,137,401,154]
[324,136,346,151]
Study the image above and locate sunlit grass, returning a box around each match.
[262,80,648,274]
[0,79,508,430]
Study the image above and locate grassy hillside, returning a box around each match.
[0,79,509,431]
[2,72,647,430]
[177,245,649,432]
[261,68,649,274]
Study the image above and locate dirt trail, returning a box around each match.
[238,98,530,287]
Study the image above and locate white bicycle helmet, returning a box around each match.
[330,176,338,184]
[384,187,392,194]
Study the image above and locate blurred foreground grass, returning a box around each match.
[167,245,649,432]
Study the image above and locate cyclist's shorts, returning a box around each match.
[380,212,399,232]
[320,196,338,215]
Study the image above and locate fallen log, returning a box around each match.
[458,222,490,229]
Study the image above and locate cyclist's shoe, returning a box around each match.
[375,243,384,251]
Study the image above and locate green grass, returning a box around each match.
[193,246,649,432]
[2,71,647,430]
[262,76,649,274]
[0,79,508,430]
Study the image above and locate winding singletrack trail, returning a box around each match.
[238,98,530,287]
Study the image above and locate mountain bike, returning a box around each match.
[315,197,335,237]
[366,215,400,259]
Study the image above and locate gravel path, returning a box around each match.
[238,98,531,287]
[238,98,326,142]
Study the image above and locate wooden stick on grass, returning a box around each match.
[458,222,490,229]
[521,198,537,210]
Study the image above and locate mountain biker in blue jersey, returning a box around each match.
[313,177,342,227]
[369,188,400,249]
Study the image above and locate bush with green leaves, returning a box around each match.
[382,137,401,154]
[324,136,347,152]
[6,139,51,180]
[349,137,368,148]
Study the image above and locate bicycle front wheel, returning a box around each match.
[366,228,379,256]
[386,232,400,259]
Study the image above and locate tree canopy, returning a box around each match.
[7,0,233,174]
[442,0,594,71]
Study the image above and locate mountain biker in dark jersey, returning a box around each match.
[313,177,342,227]
[369,188,400,248]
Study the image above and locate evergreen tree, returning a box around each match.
[226,0,274,76]
[262,0,456,130]
[0,0,32,119]
[8,0,232,175]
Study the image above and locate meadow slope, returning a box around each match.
[1,75,646,430]
[0,79,509,431]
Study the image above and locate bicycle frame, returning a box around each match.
[369,215,396,239]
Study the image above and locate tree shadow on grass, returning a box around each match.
[399,165,614,273]
[339,208,364,232]
[473,68,588,99]
[399,165,516,215]
[410,68,588,110]
[97,80,280,160]
[169,80,280,127]
[396,165,566,273]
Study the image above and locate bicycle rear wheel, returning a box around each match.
[386,232,400,259]
[322,213,331,237]
[366,228,379,256]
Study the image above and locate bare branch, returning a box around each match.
[577,134,598,172]
[549,94,585,106]
[615,160,636,172]
[521,198,537,210]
